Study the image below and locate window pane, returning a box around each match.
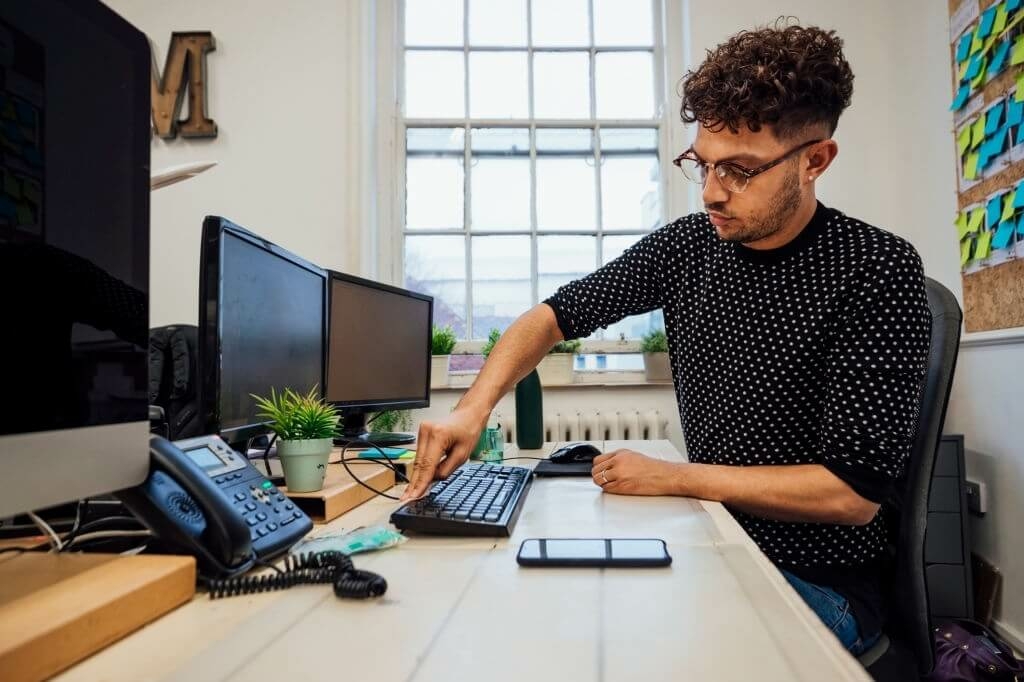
[538,235,596,301]
[536,157,596,230]
[531,0,589,47]
[405,235,467,336]
[604,309,664,343]
[471,127,529,153]
[471,236,530,337]
[407,127,465,152]
[405,0,464,46]
[405,51,465,118]
[601,155,660,230]
[472,158,530,230]
[575,353,644,371]
[593,0,653,46]
[600,127,657,151]
[536,128,592,152]
[602,234,643,264]
[406,157,464,229]
[469,0,527,46]
[595,52,654,119]
[533,52,590,119]
[469,52,528,118]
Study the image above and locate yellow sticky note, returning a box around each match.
[1017,73,1024,102]
[968,207,986,232]
[1003,192,1017,221]
[971,58,989,87]
[976,229,993,259]
[961,239,973,266]
[994,5,1010,35]
[1012,35,1024,66]
[956,212,970,240]
[972,114,988,149]
[971,27,984,55]
[965,152,980,180]
[958,126,973,156]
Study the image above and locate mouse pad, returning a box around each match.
[533,460,594,477]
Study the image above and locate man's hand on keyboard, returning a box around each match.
[400,408,487,502]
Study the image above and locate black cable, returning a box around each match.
[338,441,408,500]
[262,433,279,480]
[205,550,386,600]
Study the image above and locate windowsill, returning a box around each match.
[432,371,673,391]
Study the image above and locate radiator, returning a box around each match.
[494,409,666,444]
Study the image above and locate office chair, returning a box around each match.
[858,277,962,680]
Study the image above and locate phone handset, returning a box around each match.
[119,436,255,578]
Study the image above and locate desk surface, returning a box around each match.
[57,441,870,682]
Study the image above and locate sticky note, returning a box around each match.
[971,27,984,56]
[957,31,974,63]
[965,151,980,180]
[952,84,972,111]
[994,5,1010,35]
[993,218,1017,250]
[1018,214,1024,237]
[989,39,1012,77]
[960,239,973,266]
[965,52,985,81]
[3,172,20,199]
[976,229,993,259]
[972,58,989,87]
[968,207,986,233]
[1003,191,1017,221]
[979,5,997,38]
[986,102,1005,135]
[1013,35,1024,66]
[958,125,973,156]
[357,447,410,459]
[972,114,988,148]
[956,212,971,240]
[1009,0,1022,11]
[987,196,1003,228]
[1007,98,1024,127]
[21,179,40,204]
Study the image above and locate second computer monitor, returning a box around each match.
[325,272,432,444]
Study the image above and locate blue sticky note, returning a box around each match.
[357,447,409,459]
[993,218,1016,250]
[986,102,1005,135]
[1014,182,1024,209]
[1009,0,1022,12]
[987,196,1002,228]
[979,134,1006,169]
[965,53,985,80]
[990,39,1012,76]
[957,32,974,63]
[1018,214,1024,237]
[1007,98,1024,127]
[979,5,997,38]
[951,84,971,111]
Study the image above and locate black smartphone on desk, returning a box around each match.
[516,538,672,567]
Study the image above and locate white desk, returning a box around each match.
[57,441,870,682]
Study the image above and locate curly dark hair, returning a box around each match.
[680,21,854,140]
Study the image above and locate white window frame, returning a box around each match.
[376,0,691,355]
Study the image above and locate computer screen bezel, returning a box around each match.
[324,270,433,412]
[198,216,328,446]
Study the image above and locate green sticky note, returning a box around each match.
[965,152,980,180]
[968,206,986,232]
[1017,73,1024,102]
[956,212,971,240]
[972,114,988,149]
[21,179,40,204]
[1012,35,1024,66]
[976,229,993,259]
[971,27,984,55]
[994,5,1010,34]
[1003,191,1017,222]
[15,203,32,226]
[3,172,20,199]
[961,239,973,266]
[971,58,989,87]
[958,126,973,156]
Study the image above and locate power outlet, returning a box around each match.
[965,479,987,516]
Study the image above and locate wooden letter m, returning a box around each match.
[151,32,217,139]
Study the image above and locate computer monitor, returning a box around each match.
[0,1,151,518]
[325,271,432,445]
[198,217,327,447]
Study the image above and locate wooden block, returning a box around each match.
[282,460,396,523]
[0,553,196,682]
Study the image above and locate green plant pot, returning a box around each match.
[277,437,333,492]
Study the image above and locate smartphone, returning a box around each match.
[516,538,672,568]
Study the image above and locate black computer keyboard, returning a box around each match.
[390,463,533,536]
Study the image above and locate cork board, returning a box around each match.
[949,0,1024,332]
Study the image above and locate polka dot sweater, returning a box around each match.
[545,202,931,630]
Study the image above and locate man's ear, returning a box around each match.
[805,139,838,181]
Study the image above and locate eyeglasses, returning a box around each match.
[672,139,823,194]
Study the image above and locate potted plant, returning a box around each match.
[431,324,457,388]
[370,409,412,434]
[537,339,581,385]
[251,386,340,493]
[640,329,670,383]
[480,327,501,358]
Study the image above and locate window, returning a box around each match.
[400,0,675,345]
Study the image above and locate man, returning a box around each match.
[401,22,930,656]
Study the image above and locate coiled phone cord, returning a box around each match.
[205,550,387,600]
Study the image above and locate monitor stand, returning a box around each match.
[334,412,415,448]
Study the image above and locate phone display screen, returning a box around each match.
[517,538,671,567]
[185,446,223,471]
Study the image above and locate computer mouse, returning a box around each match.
[548,442,602,464]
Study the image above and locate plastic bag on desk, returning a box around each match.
[290,525,406,557]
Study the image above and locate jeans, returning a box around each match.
[782,570,882,657]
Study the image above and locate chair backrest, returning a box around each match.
[889,277,962,674]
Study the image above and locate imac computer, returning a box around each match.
[0,0,151,518]
[325,271,432,445]
[198,217,327,448]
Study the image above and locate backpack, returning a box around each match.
[148,324,202,440]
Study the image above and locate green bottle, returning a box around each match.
[514,368,543,449]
